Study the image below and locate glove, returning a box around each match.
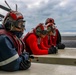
[48,46,58,54]
[21,52,30,60]
[19,52,31,70]
[57,43,65,49]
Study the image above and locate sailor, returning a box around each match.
[45,18,65,49]
[0,11,31,71]
[23,23,57,55]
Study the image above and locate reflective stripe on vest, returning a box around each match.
[0,54,19,66]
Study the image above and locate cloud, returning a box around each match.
[0,0,76,33]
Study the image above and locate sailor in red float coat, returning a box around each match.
[23,23,58,55]
[24,33,48,55]
[45,18,65,49]
[23,23,49,55]
[42,23,56,48]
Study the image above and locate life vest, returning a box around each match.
[51,29,58,46]
[23,32,33,55]
[0,29,24,55]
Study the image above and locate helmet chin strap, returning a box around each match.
[15,25,22,29]
[15,25,25,31]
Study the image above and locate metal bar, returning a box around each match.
[0,5,11,12]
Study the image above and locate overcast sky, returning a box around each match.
[0,0,76,34]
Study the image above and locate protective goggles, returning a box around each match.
[15,19,25,29]
[47,26,56,33]
[40,30,47,35]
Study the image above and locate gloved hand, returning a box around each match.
[48,46,58,54]
[57,43,65,49]
[19,52,31,70]
[21,52,30,61]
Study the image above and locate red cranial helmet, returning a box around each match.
[3,11,25,30]
[34,23,48,36]
[4,11,24,21]
[45,18,55,25]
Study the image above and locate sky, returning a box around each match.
[0,0,76,35]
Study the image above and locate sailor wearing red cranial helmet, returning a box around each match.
[41,23,58,54]
[0,11,31,71]
[23,23,51,55]
[45,18,65,49]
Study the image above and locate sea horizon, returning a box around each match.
[23,31,76,36]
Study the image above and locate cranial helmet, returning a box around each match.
[34,23,47,36]
[45,18,55,25]
[3,11,25,31]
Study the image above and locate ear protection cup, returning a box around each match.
[35,27,41,36]
[4,19,14,30]
[35,24,48,36]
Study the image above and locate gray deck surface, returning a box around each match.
[32,48,76,65]
[0,48,76,75]
[0,63,76,75]
[0,35,76,74]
